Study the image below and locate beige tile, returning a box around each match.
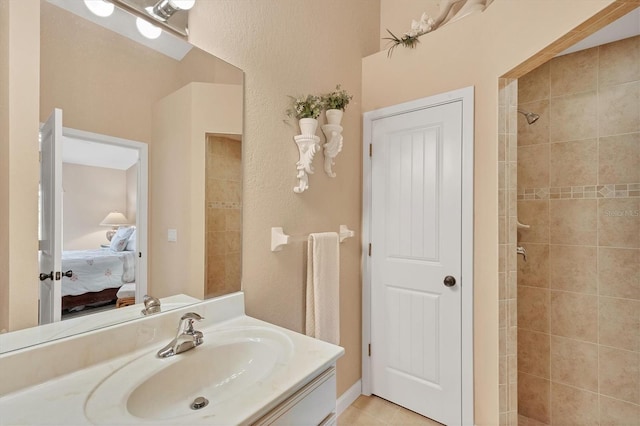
[519,62,550,104]
[207,208,226,232]
[518,243,549,288]
[207,231,226,257]
[550,47,598,97]
[225,253,241,292]
[508,354,517,384]
[550,382,598,426]
[518,372,550,424]
[548,245,597,294]
[507,326,518,356]
[598,133,640,184]
[549,139,597,187]
[225,208,242,231]
[599,82,640,137]
[518,144,550,189]
[518,100,550,146]
[599,346,640,404]
[599,297,640,351]
[598,198,640,248]
[599,395,640,426]
[338,405,385,425]
[599,35,640,87]
[549,199,597,245]
[518,414,550,426]
[598,247,640,300]
[549,335,598,391]
[518,286,550,333]
[352,395,399,423]
[550,291,598,342]
[517,200,550,244]
[224,231,241,253]
[518,329,550,378]
[549,91,597,142]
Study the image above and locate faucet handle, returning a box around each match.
[178,312,204,334]
[181,312,203,321]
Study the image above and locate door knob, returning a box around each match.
[39,271,53,281]
[443,275,456,287]
[62,270,73,278]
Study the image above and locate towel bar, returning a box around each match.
[271,225,355,252]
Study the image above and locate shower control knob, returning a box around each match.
[443,276,456,287]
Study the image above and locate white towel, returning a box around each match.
[305,232,340,345]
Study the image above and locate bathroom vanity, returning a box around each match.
[0,293,344,425]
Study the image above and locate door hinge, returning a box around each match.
[368,243,372,256]
[369,144,372,157]
[368,343,371,357]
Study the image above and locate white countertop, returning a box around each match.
[0,293,344,425]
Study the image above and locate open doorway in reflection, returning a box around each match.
[205,134,242,298]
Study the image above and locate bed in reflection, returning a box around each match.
[62,228,136,313]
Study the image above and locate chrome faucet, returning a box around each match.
[157,312,205,358]
[141,295,161,316]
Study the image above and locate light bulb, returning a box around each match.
[136,17,162,39]
[84,0,115,17]
[169,0,195,10]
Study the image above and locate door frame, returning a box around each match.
[362,86,474,425]
[61,127,149,304]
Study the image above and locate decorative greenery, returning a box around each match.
[321,85,353,111]
[383,12,435,57]
[287,94,323,120]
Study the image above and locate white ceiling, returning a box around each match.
[63,137,138,170]
[558,7,640,56]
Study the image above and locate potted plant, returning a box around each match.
[287,94,323,135]
[321,85,353,125]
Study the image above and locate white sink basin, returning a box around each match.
[85,326,294,424]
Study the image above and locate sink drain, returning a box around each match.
[191,396,209,410]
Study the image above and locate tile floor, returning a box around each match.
[338,395,443,425]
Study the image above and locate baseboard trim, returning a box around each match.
[336,379,362,416]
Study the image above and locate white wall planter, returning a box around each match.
[321,124,343,178]
[293,134,320,193]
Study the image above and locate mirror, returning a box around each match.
[0,0,243,353]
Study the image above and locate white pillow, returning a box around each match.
[110,227,135,252]
[125,228,136,252]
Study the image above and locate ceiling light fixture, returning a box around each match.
[146,0,195,22]
[136,17,162,39]
[83,0,115,17]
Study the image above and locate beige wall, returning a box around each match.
[517,36,640,424]
[126,163,138,225]
[363,1,621,423]
[188,0,381,396]
[0,0,40,332]
[62,163,127,250]
[150,83,243,300]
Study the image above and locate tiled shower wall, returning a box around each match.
[499,78,519,426]
[517,36,639,425]
[205,135,242,298]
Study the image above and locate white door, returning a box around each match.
[39,108,63,324]
[370,100,463,425]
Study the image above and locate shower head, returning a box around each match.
[518,109,540,125]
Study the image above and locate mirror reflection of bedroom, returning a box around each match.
[41,129,147,321]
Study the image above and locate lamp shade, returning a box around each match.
[100,211,130,227]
